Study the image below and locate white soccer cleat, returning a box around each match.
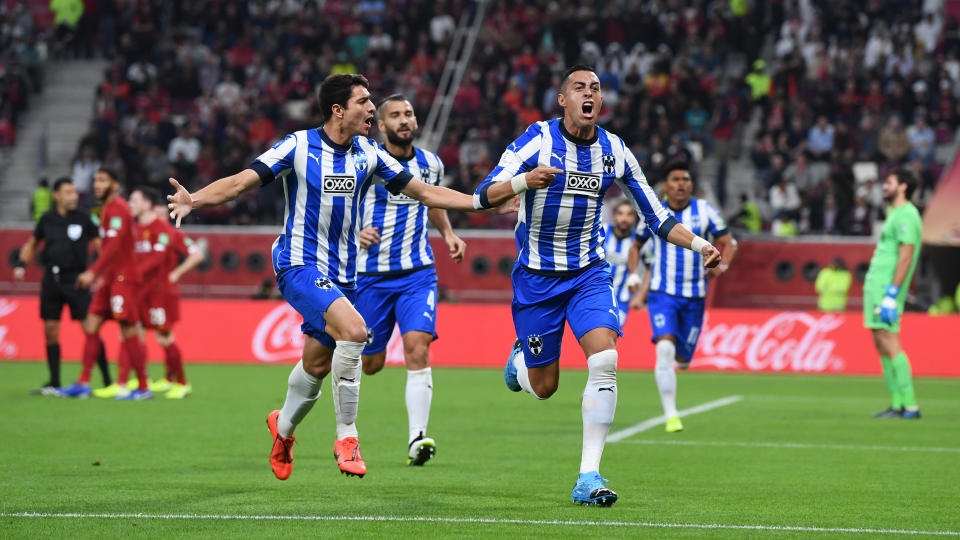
[407,435,436,466]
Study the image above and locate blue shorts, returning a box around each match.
[646,291,705,362]
[616,301,630,329]
[277,265,357,349]
[512,262,622,369]
[356,266,438,355]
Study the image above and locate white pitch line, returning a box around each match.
[620,439,960,454]
[607,395,743,443]
[2,512,958,536]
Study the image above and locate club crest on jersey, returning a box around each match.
[67,224,83,241]
[565,172,602,195]
[602,153,616,175]
[365,328,374,345]
[526,334,544,356]
[323,175,356,195]
[314,277,333,290]
[353,150,368,174]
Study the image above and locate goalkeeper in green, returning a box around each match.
[864,169,923,419]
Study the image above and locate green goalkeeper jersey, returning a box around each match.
[865,201,922,290]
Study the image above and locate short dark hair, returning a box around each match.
[318,73,370,122]
[665,160,692,178]
[614,199,635,214]
[560,64,596,91]
[890,168,918,199]
[97,167,121,184]
[52,177,72,192]
[131,185,162,207]
[377,93,410,115]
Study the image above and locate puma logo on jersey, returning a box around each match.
[324,175,356,194]
[308,152,322,166]
[566,172,602,195]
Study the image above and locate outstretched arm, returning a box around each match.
[167,169,261,227]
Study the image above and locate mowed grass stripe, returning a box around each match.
[3,512,960,536]
[619,439,960,453]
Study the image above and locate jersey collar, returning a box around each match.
[559,119,599,146]
[317,126,353,152]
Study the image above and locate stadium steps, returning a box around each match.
[0,59,106,222]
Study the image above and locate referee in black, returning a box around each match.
[14,177,112,394]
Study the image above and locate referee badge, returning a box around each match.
[67,224,83,241]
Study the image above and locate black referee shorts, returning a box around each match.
[40,274,91,321]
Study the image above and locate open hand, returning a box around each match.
[167,178,193,228]
[444,233,466,263]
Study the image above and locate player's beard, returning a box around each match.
[96,185,116,203]
[385,127,414,147]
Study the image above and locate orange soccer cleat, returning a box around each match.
[266,410,295,480]
[333,437,367,477]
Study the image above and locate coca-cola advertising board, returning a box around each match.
[0,296,957,376]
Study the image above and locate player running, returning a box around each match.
[476,65,721,506]
[866,170,923,419]
[629,161,738,433]
[14,177,111,394]
[355,94,466,466]
[60,169,152,400]
[167,74,505,480]
[602,200,639,328]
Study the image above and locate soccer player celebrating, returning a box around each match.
[60,169,152,400]
[629,161,738,433]
[602,200,639,327]
[167,74,505,480]
[866,170,923,419]
[475,65,721,506]
[355,94,466,466]
[14,178,109,394]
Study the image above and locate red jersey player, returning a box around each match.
[127,186,202,398]
[60,169,152,399]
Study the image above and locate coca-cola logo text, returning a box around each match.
[696,312,846,372]
[252,304,304,362]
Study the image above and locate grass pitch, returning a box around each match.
[1,361,959,538]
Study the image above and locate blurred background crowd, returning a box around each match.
[42,0,958,234]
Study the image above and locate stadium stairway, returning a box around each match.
[0,59,106,222]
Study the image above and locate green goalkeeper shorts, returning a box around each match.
[863,279,905,333]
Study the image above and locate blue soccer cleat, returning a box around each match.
[572,471,618,507]
[58,382,91,399]
[903,409,922,419]
[116,388,154,401]
[504,340,522,392]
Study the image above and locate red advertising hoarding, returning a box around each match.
[1,296,957,376]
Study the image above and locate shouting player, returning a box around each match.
[167,74,506,480]
[629,161,737,433]
[60,169,152,400]
[355,94,466,466]
[866,170,923,419]
[475,65,721,506]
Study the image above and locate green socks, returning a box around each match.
[880,356,903,410]
[891,352,918,410]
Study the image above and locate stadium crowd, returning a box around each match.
[70,0,955,233]
[0,3,49,147]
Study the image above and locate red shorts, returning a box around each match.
[89,276,141,323]
[140,288,180,331]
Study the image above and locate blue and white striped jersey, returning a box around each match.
[602,223,637,305]
[357,146,444,274]
[475,119,676,274]
[252,128,413,284]
[639,197,728,298]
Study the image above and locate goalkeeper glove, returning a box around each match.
[878,285,900,325]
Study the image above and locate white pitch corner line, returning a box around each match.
[2,512,959,536]
[620,439,960,454]
[607,395,743,443]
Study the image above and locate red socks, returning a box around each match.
[123,336,148,391]
[164,343,186,384]
[77,333,101,384]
